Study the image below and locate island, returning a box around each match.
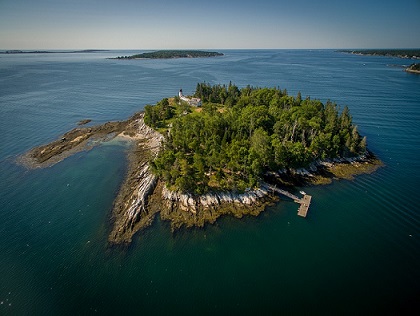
[18,83,382,245]
[338,49,420,59]
[111,50,224,60]
[0,49,109,54]
[406,63,420,74]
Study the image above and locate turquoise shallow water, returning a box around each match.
[0,50,419,314]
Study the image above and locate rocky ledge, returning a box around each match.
[267,152,383,186]
[18,112,145,169]
[158,184,276,232]
[108,116,164,244]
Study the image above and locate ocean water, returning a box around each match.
[0,50,419,314]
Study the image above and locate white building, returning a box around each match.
[179,89,202,107]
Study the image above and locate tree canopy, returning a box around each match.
[146,83,367,194]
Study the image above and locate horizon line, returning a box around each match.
[2,47,420,52]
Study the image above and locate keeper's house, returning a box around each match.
[179,89,202,107]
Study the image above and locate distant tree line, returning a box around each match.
[339,49,420,59]
[113,50,223,59]
[147,83,367,194]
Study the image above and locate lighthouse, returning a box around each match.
[178,88,202,107]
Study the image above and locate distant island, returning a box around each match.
[19,83,382,244]
[338,49,420,59]
[111,50,224,59]
[0,49,109,54]
[406,63,420,74]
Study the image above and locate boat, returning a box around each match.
[300,191,306,195]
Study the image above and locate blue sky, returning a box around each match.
[1,0,419,49]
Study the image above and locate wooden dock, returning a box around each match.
[297,194,312,217]
[268,185,312,217]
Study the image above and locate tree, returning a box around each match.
[359,136,367,153]
[144,105,157,128]
[296,91,302,105]
[324,101,339,134]
[339,106,352,130]
[250,128,272,168]
[271,135,288,168]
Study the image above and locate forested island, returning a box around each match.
[146,83,372,194]
[0,49,109,54]
[19,83,381,244]
[339,49,420,59]
[111,50,223,59]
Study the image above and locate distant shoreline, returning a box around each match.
[0,49,109,54]
[338,49,420,60]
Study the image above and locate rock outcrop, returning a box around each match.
[267,152,383,185]
[108,114,164,244]
[18,112,145,169]
[158,184,276,232]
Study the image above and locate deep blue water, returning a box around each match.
[0,50,419,314]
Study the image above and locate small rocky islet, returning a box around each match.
[19,83,382,245]
[405,63,420,74]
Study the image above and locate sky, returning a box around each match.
[0,0,419,50]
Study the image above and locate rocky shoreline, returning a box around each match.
[107,115,163,244]
[269,152,383,186]
[159,183,276,232]
[18,112,383,245]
